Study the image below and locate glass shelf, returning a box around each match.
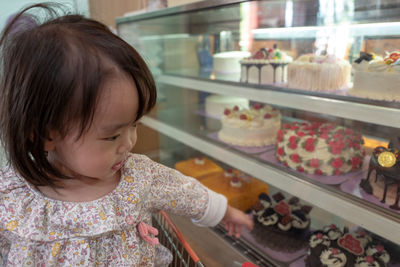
[142,103,400,245]
[157,73,400,128]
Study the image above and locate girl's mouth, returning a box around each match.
[112,161,123,171]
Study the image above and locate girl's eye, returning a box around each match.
[104,135,120,141]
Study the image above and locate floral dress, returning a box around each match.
[0,153,227,266]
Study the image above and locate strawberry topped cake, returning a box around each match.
[240,45,293,85]
[218,103,281,147]
[275,122,365,176]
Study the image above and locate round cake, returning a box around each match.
[360,142,400,210]
[218,104,281,147]
[275,122,365,175]
[240,46,293,84]
[287,54,351,91]
[250,192,313,252]
[205,95,249,118]
[213,51,251,74]
[351,51,400,101]
[305,225,390,267]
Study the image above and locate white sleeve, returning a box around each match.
[191,188,227,227]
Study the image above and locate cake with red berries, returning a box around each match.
[218,104,281,147]
[287,54,351,91]
[200,169,269,211]
[275,122,365,176]
[305,225,391,267]
[174,156,223,180]
[351,51,400,101]
[240,45,293,85]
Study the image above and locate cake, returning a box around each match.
[174,156,223,180]
[213,51,251,74]
[204,94,249,118]
[218,103,281,147]
[351,51,400,101]
[287,54,351,91]
[200,169,269,212]
[240,46,293,84]
[275,122,365,176]
[250,192,313,252]
[359,138,400,210]
[305,225,391,267]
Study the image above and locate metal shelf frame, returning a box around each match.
[141,115,400,245]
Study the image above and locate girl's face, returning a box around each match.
[47,71,139,182]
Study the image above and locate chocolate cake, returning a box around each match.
[305,226,391,267]
[360,137,400,210]
[250,192,312,252]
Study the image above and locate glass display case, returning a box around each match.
[116,0,400,266]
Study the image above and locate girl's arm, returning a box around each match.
[141,155,253,236]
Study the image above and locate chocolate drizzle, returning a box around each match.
[241,62,289,84]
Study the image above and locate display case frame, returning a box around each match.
[116,0,400,252]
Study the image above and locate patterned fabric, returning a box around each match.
[0,153,209,266]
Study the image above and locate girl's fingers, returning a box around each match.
[235,224,241,238]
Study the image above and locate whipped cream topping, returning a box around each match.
[320,248,347,267]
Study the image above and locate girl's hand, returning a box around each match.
[222,205,254,238]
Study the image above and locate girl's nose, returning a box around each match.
[118,130,134,154]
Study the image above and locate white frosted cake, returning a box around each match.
[218,104,281,147]
[287,54,351,91]
[275,122,365,175]
[351,51,400,101]
[240,47,293,84]
[213,51,251,74]
[205,95,249,118]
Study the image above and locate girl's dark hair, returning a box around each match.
[0,3,157,186]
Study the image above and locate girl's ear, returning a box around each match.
[44,130,58,152]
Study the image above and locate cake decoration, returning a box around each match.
[194,156,205,165]
[365,244,390,265]
[276,122,365,176]
[360,138,400,210]
[230,176,242,188]
[240,45,293,85]
[320,248,347,267]
[224,169,234,178]
[251,192,312,233]
[205,95,249,119]
[218,103,281,147]
[309,231,331,248]
[338,234,364,256]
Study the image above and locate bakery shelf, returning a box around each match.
[157,73,400,128]
[141,112,400,245]
[253,22,400,40]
